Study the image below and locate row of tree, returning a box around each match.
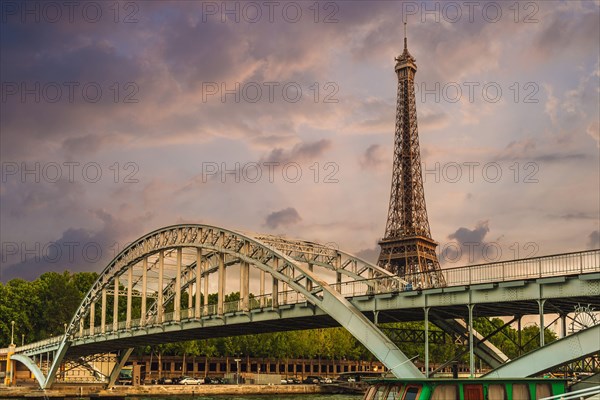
[0,271,556,365]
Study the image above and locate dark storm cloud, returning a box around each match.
[0,208,151,282]
[441,221,491,265]
[264,207,302,229]
[0,15,143,159]
[448,221,490,244]
[1,227,105,282]
[1,1,350,160]
[261,139,332,164]
[0,179,85,219]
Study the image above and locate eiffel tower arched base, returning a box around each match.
[377,236,446,288]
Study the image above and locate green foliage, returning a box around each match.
[0,271,96,346]
[473,317,557,360]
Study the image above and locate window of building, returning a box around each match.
[464,384,483,400]
[535,383,552,399]
[386,384,404,400]
[372,385,389,400]
[488,384,506,400]
[431,384,458,400]
[402,385,421,400]
[512,384,530,400]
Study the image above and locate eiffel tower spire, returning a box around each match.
[377,25,446,288]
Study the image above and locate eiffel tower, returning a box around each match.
[377,25,446,288]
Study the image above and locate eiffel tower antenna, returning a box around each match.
[377,26,446,288]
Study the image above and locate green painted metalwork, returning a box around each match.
[364,378,568,400]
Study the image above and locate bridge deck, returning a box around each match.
[60,271,599,358]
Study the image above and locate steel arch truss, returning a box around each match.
[35,224,421,389]
[484,325,600,378]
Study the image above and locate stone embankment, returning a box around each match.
[0,383,356,398]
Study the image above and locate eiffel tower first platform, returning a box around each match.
[377,26,446,289]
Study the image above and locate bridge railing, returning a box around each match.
[333,249,600,295]
[434,249,600,287]
[64,249,600,341]
[3,335,64,354]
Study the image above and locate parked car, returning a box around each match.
[303,376,321,384]
[287,377,301,384]
[204,376,225,384]
[321,377,332,384]
[157,377,172,385]
[178,376,202,385]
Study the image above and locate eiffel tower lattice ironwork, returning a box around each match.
[377,25,446,288]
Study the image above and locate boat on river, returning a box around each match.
[362,377,569,400]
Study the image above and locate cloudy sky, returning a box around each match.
[1,0,598,281]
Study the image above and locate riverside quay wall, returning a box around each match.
[0,383,345,398]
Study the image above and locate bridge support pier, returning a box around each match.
[107,348,134,388]
[9,353,46,388]
[3,344,16,386]
[44,338,70,389]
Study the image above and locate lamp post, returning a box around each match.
[10,321,15,345]
[21,334,24,346]
[64,323,68,335]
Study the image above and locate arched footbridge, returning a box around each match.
[1,224,599,389]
